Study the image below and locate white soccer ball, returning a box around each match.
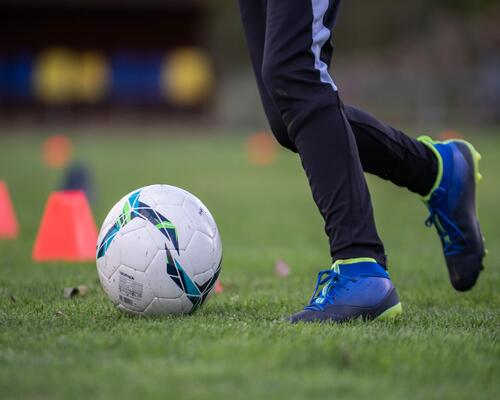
[96,184,222,315]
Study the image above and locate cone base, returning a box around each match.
[33,190,98,263]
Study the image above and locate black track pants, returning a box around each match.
[238,0,437,266]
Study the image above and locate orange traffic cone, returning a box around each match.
[33,190,98,262]
[0,181,19,239]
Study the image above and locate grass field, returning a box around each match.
[0,129,498,399]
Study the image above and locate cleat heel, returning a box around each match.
[460,140,482,184]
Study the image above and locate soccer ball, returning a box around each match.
[96,184,222,315]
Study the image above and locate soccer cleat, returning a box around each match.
[288,258,402,323]
[419,136,486,291]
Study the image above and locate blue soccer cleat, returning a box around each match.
[288,258,402,323]
[419,136,486,291]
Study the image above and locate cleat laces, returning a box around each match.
[425,187,466,256]
[305,268,357,311]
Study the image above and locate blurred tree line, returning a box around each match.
[205,0,499,70]
[205,0,500,126]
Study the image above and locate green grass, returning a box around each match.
[0,129,498,400]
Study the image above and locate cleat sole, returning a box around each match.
[377,302,403,321]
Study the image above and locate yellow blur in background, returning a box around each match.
[33,48,109,105]
[162,47,215,107]
[32,47,215,107]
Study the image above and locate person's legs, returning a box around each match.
[259,0,386,265]
[238,0,483,298]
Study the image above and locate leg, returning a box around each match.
[261,0,385,264]
[344,105,438,196]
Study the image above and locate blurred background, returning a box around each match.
[0,0,499,131]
